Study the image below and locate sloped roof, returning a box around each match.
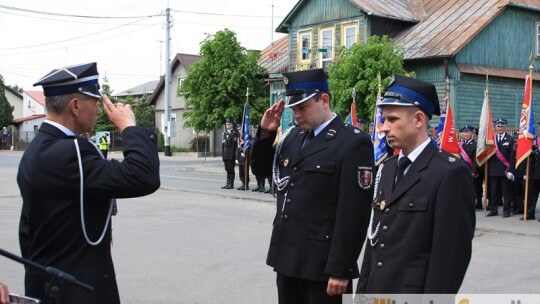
[113,80,159,97]
[13,114,45,124]
[4,86,22,99]
[257,35,289,74]
[393,0,540,59]
[25,91,45,107]
[148,53,202,105]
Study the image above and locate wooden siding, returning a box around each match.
[287,0,361,30]
[452,74,540,128]
[456,7,540,71]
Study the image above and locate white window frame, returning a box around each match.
[319,27,334,68]
[536,22,540,57]
[343,23,358,48]
[298,31,312,62]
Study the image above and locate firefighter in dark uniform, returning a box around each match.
[221,118,238,189]
[459,125,482,209]
[236,123,250,190]
[356,75,475,295]
[487,118,516,217]
[251,69,374,304]
[521,127,539,221]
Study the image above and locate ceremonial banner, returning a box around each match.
[476,90,496,166]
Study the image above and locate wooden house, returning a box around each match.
[273,0,540,129]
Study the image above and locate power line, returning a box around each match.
[171,9,284,19]
[0,4,161,19]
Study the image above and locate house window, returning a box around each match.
[343,24,358,48]
[319,27,334,68]
[299,31,312,61]
[537,22,540,57]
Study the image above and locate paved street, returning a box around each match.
[1,150,540,303]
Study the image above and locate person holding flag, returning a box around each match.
[459,125,482,208]
[487,118,516,217]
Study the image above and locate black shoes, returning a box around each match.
[502,212,510,218]
[519,215,536,220]
[237,184,249,190]
[251,186,261,192]
[486,211,498,217]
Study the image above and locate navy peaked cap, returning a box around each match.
[283,69,329,107]
[357,119,365,124]
[377,74,440,119]
[225,118,233,124]
[34,62,102,98]
[460,125,475,132]
[495,118,507,126]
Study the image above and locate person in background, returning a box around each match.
[17,62,160,304]
[356,118,366,133]
[459,125,482,209]
[251,69,374,303]
[487,118,515,217]
[357,74,475,294]
[221,118,238,189]
[98,132,110,159]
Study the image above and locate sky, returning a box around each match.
[0,0,297,93]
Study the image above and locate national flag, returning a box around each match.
[241,102,251,151]
[476,90,496,166]
[439,97,460,156]
[347,101,358,127]
[516,74,535,168]
[372,95,388,166]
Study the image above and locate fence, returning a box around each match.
[0,130,123,151]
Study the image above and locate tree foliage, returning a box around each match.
[0,74,15,127]
[94,78,156,132]
[180,29,268,132]
[329,35,411,123]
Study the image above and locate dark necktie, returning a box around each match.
[302,131,314,149]
[395,156,412,186]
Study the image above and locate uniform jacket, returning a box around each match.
[18,122,160,304]
[488,132,515,176]
[222,129,238,160]
[357,143,476,294]
[251,116,374,282]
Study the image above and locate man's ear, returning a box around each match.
[68,97,80,116]
[320,92,330,106]
[414,110,428,128]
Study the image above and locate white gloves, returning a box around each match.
[506,172,515,181]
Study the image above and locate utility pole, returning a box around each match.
[164,7,172,156]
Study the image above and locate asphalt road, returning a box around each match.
[1,150,539,303]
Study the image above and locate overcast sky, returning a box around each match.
[0,0,297,93]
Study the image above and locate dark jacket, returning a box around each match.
[357,143,476,294]
[251,116,374,281]
[18,122,160,304]
[488,133,515,176]
[222,129,238,160]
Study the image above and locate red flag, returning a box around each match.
[439,97,460,156]
[349,101,358,127]
[476,90,496,166]
[516,75,535,168]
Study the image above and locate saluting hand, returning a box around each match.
[101,95,136,133]
[260,99,285,135]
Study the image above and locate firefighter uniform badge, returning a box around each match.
[358,166,373,190]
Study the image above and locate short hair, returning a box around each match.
[45,92,90,114]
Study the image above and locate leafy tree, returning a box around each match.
[0,75,15,127]
[329,35,411,123]
[8,85,24,93]
[180,29,267,132]
[124,94,156,130]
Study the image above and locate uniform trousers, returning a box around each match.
[276,273,351,304]
[489,176,513,213]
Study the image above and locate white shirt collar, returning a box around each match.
[399,137,432,164]
[44,120,75,136]
[312,113,337,137]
